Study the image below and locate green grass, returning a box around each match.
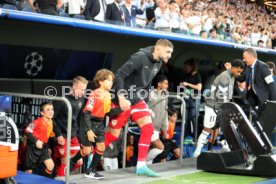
[147,171,267,184]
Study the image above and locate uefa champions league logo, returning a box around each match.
[24,52,43,76]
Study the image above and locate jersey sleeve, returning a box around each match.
[25,120,38,144]
[83,91,95,113]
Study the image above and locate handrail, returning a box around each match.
[0,92,73,184]
[121,93,186,168]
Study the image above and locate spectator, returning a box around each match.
[126,134,135,167]
[179,59,202,139]
[154,0,170,32]
[64,0,85,17]
[28,0,63,15]
[266,61,276,82]
[83,0,100,20]
[257,39,265,48]
[199,30,208,39]
[106,0,125,25]
[154,108,180,162]
[122,0,143,27]
[135,0,155,28]
[169,1,180,33]
[209,28,218,40]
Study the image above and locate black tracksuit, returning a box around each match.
[113,46,163,105]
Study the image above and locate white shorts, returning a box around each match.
[103,157,118,171]
[203,106,217,128]
[151,130,160,142]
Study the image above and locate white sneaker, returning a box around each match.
[85,169,104,180]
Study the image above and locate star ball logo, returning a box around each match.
[24,52,44,76]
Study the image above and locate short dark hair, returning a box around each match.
[231,59,245,69]
[199,30,206,36]
[153,74,168,88]
[266,61,276,75]
[184,59,198,73]
[40,102,53,112]
[168,108,178,116]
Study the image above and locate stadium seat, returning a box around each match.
[21,7,35,12]
[2,4,17,10]
[59,11,69,17]
[73,14,85,20]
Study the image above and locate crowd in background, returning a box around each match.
[0,0,276,49]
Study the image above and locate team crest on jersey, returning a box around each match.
[111,120,117,126]
[28,122,34,130]
[78,101,82,108]
[59,148,65,155]
[87,98,94,109]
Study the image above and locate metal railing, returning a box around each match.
[0,92,73,184]
[4,91,185,183]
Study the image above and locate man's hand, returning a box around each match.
[164,132,169,139]
[36,140,43,149]
[87,130,97,142]
[118,95,131,111]
[57,136,65,145]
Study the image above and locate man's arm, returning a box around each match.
[52,100,65,145]
[115,51,143,91]
[260,63,276,100]
[52,100,63,137]
[115,51,144,110]
[25,121,38,145]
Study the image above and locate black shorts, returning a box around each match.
[163,139,178,152]
[79,121,105,147]
[24,144,51,170]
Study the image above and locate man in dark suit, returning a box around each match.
[105,0,125,25]
[83,0,100,21]
[122,0,143,27]
[243,48,276,112]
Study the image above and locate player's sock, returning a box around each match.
[137,123,154,168]
[71,149,85,163]
[72,163,82,172]
[44,168,53,178]
[146,148,163,164]
[194,130,209,157]
[56,163,66,176]
[89,148,104,171]
[105,132,118,147]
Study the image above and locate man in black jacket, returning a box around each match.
[83,0,100,20]
[105,0,124,25]
[242,48,276,112]
[27,0,63,15]
[104,39,173,177]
